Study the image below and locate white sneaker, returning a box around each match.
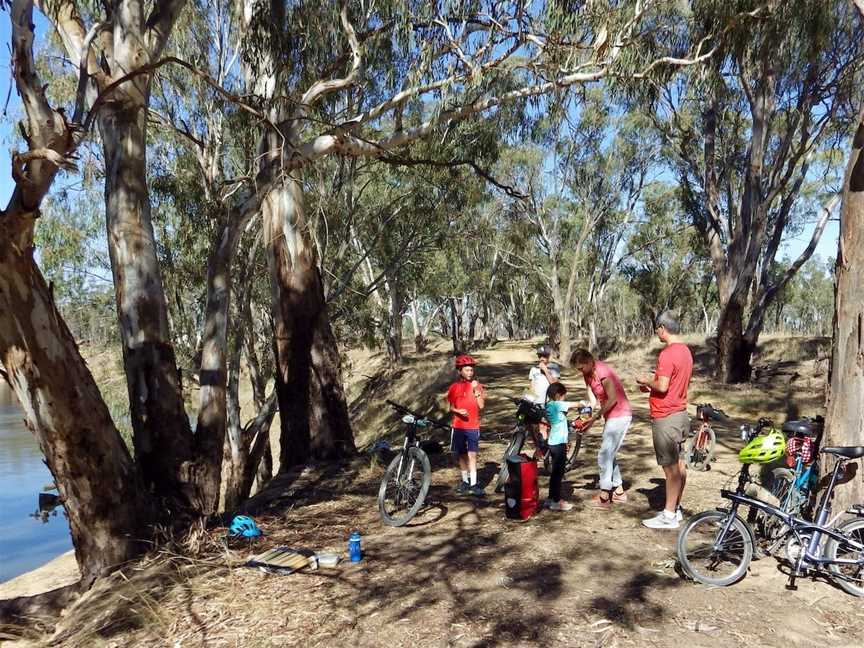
[549,501,574,512]
[642,511,680,529]
[676,508,684,522]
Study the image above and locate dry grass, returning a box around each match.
[34,334,864,648]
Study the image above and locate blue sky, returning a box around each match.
[0,12,842,268]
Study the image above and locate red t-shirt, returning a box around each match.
[649,343,693,419]
[448,380,483,429]
[584,360,632,420]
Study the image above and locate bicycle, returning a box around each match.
[750,416,823,555]
[676,424,864,597]
[683,403,729,471]
[494,397,588,493]
[377,400,450,527]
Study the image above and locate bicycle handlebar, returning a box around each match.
[696,403,730,423]
[385,400,450,430]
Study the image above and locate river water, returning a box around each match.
[0,383,73,583]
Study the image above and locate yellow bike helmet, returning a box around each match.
[738,430,786,464]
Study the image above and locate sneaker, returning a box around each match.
[549,501,574,512]
[469,484,486,497]
[642,511,680,530]
[612,490,628,503]
[591,494,612,510]
[455,481,469,494]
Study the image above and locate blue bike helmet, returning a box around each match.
[229,515,262,538]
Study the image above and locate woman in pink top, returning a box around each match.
[571,348,633,510]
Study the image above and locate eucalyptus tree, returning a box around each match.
[646,0,861,381]
[822,0,864,512]
[0,0,184,584]
[233,0,722,466]
[495,99,653,364]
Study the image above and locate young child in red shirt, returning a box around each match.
[447,354,486,496]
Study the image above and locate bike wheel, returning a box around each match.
[495,427,527,492]
[684,426,716,471]
[825,517,864,597]
[564,433,583,472]
[676,510,753,586]
[754,471,795,555]
[377,446,431,527]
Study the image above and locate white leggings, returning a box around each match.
[597,416,632,491]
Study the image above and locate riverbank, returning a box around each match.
[0,552,78,600]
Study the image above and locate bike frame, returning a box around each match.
[693,421,710,449]
[717,460,864,569]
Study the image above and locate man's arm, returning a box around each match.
[636,374,670,394]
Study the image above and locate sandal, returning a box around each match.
[612,489,628,503]
[591,492,612,510]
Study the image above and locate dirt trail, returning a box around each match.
[16,336,864,648]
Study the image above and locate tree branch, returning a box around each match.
[299,1,363,109]
[379,154,527,200]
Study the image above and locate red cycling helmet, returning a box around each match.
[454,354,476,368]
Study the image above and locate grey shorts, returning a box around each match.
[651,411,690,466]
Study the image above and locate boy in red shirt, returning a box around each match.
[447,354,486,496]
[636,311,693,530]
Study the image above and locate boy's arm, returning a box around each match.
[472,381,485,410]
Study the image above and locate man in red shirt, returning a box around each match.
[447,354,486,496]
[636,312,693,530]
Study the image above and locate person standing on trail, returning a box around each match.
[636,311,694,530]
[525,345,560,456]
[447,354,486,497]
[527,345,559,404]
[571,348,632,510]
[544,382,579,512]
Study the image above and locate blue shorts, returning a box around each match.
[451,428,480,454]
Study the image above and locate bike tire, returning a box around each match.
[377,446,431,527]
[825,517,864,597]
[684,425,716,471]
[753,471,795,556]
[495,427,527,493]
[676,509,753,587]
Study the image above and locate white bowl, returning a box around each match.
[316,553,341,567]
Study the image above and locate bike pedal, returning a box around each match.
[785,582,798,591]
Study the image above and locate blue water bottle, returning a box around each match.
[348,531,362,562]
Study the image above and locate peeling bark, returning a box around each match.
[0,245,148,585]
[99,105,194,508]
[822,109,864,511]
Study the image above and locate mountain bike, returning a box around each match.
[683,403,729,471]
[676,425,864,596]
[750,416,823,555]
[377,400,450,527]
[493,398,588,493]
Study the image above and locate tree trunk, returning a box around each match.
[265,175,355,469]
[99,106,194,507]
[558,310,572,368]
[822,109,864,511]
[448,298,462,354]
[715,298,754,383]
[194,221,244,514]
[0,250,149,585]
[384,282,403,363]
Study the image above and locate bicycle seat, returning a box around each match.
[782,420,817,436]
[820,446,864,459]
